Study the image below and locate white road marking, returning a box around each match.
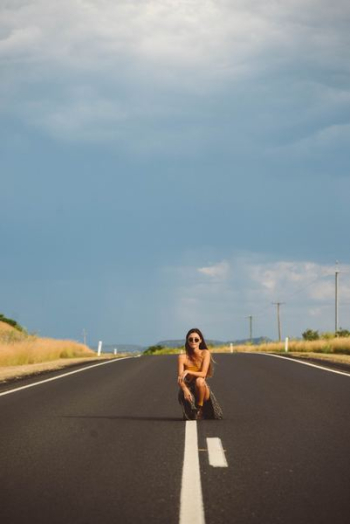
[0,357,133,397]
[179,421,205,524]
[206,438,228,468]
[256,353,350,378]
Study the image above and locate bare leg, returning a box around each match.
[195,378,210,406]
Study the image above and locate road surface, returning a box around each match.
[0,354,350,524]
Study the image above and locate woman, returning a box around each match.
[178,328,223,420]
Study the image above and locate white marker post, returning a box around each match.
[114,348,118,355]
[285,337,289,353]
[97,341,103,356]
[230,343,233,354]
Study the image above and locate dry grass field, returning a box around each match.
[0,321,95,366]
[214,337,350,355]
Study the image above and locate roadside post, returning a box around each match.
[97,341,103,356]
[114,348,118,355]
[285,337,289,353]
[230,343,233,354]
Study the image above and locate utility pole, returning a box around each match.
[335,261,340,333]
[82,329,87,346]
[246,315,253,342]
[272,302,285,342]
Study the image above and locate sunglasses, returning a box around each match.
[188,337,200,343]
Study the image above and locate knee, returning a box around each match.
[195,377,205,387]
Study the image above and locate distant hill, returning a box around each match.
[156,339,224,348]
[155,337,271,348]
[93,343,144,353]
[227,337,272,345]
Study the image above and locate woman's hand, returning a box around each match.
[183,388,193,402]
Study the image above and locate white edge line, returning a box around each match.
[254,352,350,378]
[206,438,228,468]
[0,357,134,397]
[179,421,205,524]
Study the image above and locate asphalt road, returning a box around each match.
[0,354,350,524]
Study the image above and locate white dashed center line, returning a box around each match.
[179,421,205,524]
[206,438,228,468]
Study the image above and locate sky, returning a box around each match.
[1,0,350,347]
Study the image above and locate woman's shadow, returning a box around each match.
[62,415,182,422]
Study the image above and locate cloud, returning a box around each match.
[162,253,350,339]
[308,307,324,318]
[248,260,335,300]
[1,0,350,147]
[0,1,269,70]
[197,260,229,280]
[269,122,350,160]
[24,91,130,143]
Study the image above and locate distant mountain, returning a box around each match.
[155,337,271,348]
[156,339,191,348]
[92,343,144,353]
[227,337,272,345]
[155,339,226,348]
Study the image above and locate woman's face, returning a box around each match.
[187,332,201,350]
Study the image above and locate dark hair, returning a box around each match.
[185,328,213,377]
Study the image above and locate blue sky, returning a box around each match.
[1,0,350,346]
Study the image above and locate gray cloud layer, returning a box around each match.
[2,0,350,155]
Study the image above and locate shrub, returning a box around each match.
[0,313,25,332]
[302,329,320,341]
[336,328,350,338]
[143,344,165,355]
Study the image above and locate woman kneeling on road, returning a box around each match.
[178,328,223,420]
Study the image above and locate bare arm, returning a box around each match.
[177,355,193,401]
[177,355,187,389]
